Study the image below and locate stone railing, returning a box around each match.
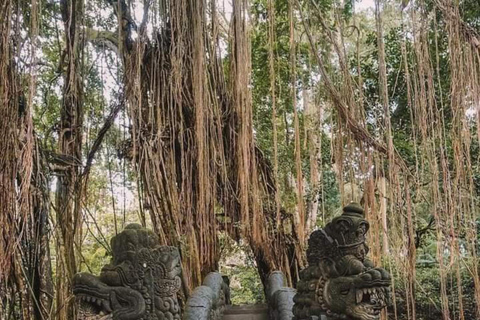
[266,271,296,320]
[183,272,231,320]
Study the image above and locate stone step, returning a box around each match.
[223,304,269,320]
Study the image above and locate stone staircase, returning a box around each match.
[222,304,269,320]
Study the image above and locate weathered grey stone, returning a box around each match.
[266,271,296,320]
[183,286,215,320]
[293,203,392,320]
[272,288,296,320]
[73,224,182,320]
[266,271,286,301]
[203,272,224,303]
[182,272,231,320]
[223,305,269,320]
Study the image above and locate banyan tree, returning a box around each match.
[2,0,480,319]
[106,0,306,290]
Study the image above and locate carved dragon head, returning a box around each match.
[294,203,391,320]
[73,224,182,320]
[319,267,391,320]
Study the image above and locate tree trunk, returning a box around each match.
[112,0,305,290]
[0,0,19,286]
[0,2,54,318]
[55,0,84,318]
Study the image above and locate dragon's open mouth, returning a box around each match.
[352,285,390,320]
[322,269,391,320]
[355,303,382,318]
[73,273,114,317]
[75,296,112,319]
[73,272,147,320]
[75,292,112,315]
[355,286,389,305]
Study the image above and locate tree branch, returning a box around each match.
[84,28,119,55]
[103,0,135,50]
[296,0,413,176]
[82,99,124,178]
[415,215,435,249]
[435,0,480,51]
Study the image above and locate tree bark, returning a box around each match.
[55,0,84,318]
[109,0,306,289]
[0,2,54,317]
[0,0,19,286]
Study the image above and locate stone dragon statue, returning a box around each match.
[293,203,391,320]
[73,224,182,320]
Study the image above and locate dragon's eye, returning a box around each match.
[340,288,350,295]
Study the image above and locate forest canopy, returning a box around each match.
[1,0,480,319]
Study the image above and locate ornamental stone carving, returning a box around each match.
[293,203,391,320]
[73,224,182,320]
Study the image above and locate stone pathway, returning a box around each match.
[223,304,269,320]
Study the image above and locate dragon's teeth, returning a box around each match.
[103,301,112,313]
[356,290,363,303]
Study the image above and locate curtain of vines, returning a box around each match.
[54,0,85,318]
[119,0,305,290]
[296,0,480,319]
[1,0,53,319]
[3,0,480,318]
[397,1,480,318]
